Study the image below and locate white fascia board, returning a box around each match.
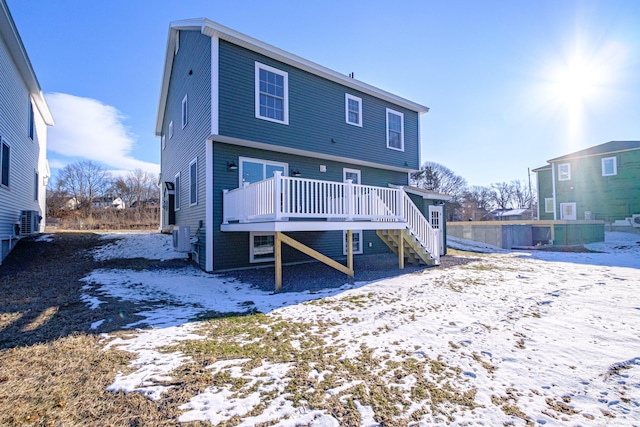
[393,185,452,201]
[212,134,416,174]
[155,18,429,135]
[1,2,54,126]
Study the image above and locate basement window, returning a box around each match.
[250,232,275,263]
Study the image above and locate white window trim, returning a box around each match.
[343,230,363,255]
[601,156,617,176]
[343,167,361,184]
[169,120,174,139]
[182,95,188,129]
[560,202,577,220]
[255,62,289,125]
[250,232,275,263]
[189,157,198,206]
[557,163,571,181]
[161,134,166,150]
[239,156,288,187]
[174,172,181,211]
[1,138,10,188]
[544,198,554,213]
[345,93,362,127]
[174,30,180,55]
[386,108,404,151]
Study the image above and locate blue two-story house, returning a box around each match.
[156,19,443,289]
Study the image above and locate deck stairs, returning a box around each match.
[376,229,438,266]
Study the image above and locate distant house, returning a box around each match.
[0,0,54,263]
[92,196,126,210]
[156,19,445,284]
[491,208,532,221]
[533,141,640,224]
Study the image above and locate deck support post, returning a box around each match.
[274,232,354,292]
[275,231,283,292]
[398,230,405,269]
[347,230,353,272]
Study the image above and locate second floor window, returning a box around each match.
[345,94,362,127]
[602,156,617,176]
[558,163,571,181]
[386,108,404,151]
[28,100,35,140]
[182,95,188,128]
[255,62,288,125]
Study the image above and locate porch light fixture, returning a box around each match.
[227,161,238,171]
[291,169,301,177]
[331,138,337,144]
[164,181,175,191]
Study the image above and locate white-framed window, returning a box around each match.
[1,138,10,187]
[602,156,617,176]
[161,134,166,150]
[34,170,39,201]
[28,99,35,140]
[343,167,361,184]
[560,202,576,220]
[345,94,362,127]
[386,108,404,151]
[255,62,289,125]
[182,95,188,128]
[174,30,180,55]
[189,157,198,206]
[557,163,571,181]
[239,157,288,186]
[250,232,275,263]
[343,230,363,255]
[169,121,174,139]
[174,172,181,210]
[544,198,554,213]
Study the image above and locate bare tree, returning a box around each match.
[411,161,467,197]
[57,161,112,215]
[114,169,159,208]
[490,182,514,211]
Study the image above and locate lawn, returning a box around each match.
[1,231,639,426]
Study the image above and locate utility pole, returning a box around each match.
[527,168,533,219]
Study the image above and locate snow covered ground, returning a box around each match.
[80,231,640,425]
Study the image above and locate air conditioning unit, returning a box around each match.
[172,226,191,252]
[19,210,40,236]
[631,214,640,228]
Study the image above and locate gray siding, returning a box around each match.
[160,29,211,268]
[212,141,406,270]
[0,30,45,261]
[218,41,420,171]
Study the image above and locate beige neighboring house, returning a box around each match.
[0,0,54,263]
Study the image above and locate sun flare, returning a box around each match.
[553,56,600,105]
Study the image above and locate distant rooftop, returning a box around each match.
[547,141,640,163]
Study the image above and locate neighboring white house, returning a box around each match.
[0,0,54,263]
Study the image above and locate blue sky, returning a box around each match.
[8,0,640,187]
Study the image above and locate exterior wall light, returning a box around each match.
[227,161,238,171]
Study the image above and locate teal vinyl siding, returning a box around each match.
[160,30,211,268]
[212,141,402,271]
[218,41,420,171]
[552,150,640,222]
[535,168,554,220]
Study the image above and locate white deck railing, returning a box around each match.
[222,171,439,262]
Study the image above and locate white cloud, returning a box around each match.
[46,93,159,174]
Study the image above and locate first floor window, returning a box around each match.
[250,232,275,262]
[255,62,289,124]
[1,140,9,187]
[343,230,363,255]
[557,163,571,181]
[174,173,181,210]
[34,170,39,201]
[544,198,554,213]
[386,108,404,151]
[169,121,174,139]
[602,156,617,176]
[189,158,198,205]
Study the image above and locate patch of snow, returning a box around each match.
[354,400,379,427]
[90,319,104,330]
[92,232,189,261]
[81,294,103,310]
[35,234,54,242]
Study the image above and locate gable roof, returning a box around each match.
[547,141,640,163]
[155,18,429,136]
[531,164,551,172]
[0,0,54,125]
